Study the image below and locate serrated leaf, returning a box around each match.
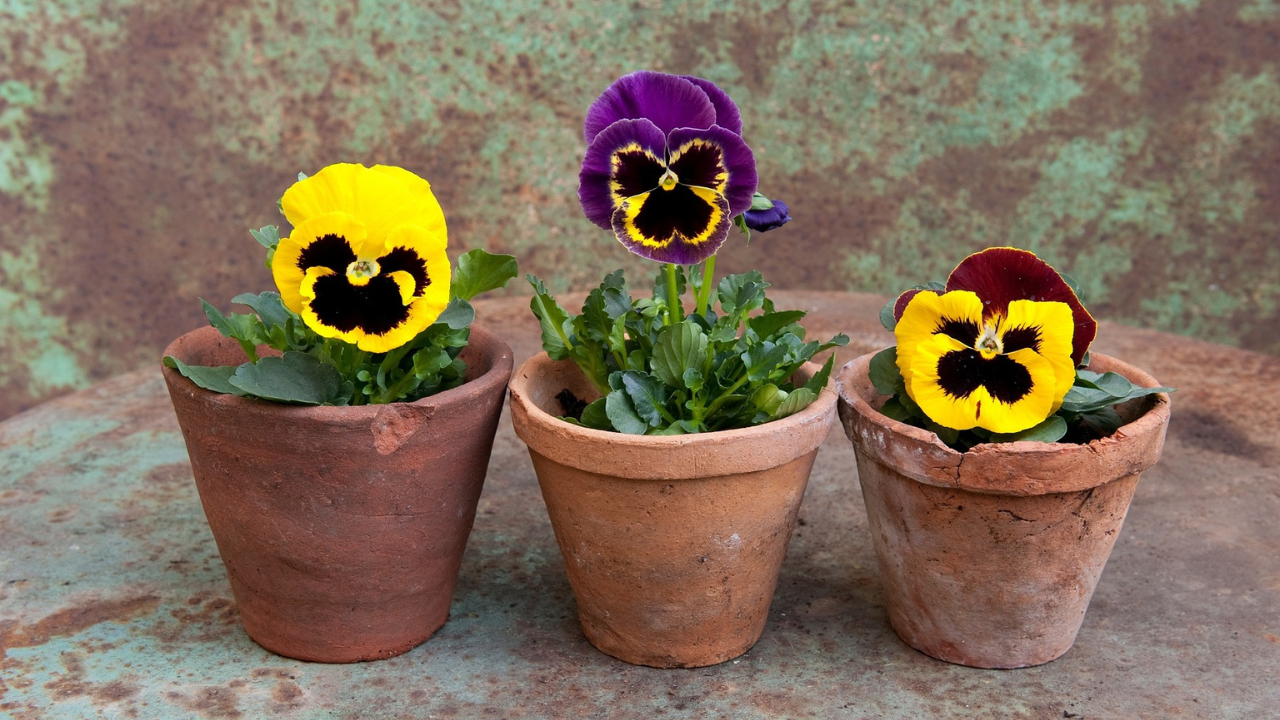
[773,387,817,419]
[748,310,807,341]
[527,274,572,360]
[868,347,900,396]
[804,354,836,394]
[435,297,475,330]
[452,249,518,301]
[717,271,768,316]
[228,352,345,405]
[163,356,246,396]
[879,297,898,331]
[988,415,1068,444]
[682,367,704,393]
[742,342,789,383]
[621,371,667,426]
[232,291,292,330]
[249,225,280,249]
[651,322,709,388]
[605,389,648,435]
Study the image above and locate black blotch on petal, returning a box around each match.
[309,274,411,335]
[935,317,980,346]
[1002,325,1042,353]
[632,184,715,242]
[298,234,356,273]
[936,349,1034,404]
[612,150,666,198]
[379,247,431,296]
[669,142,725,188]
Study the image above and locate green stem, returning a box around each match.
[696,255,717,317]
[665,263,681,325]
[237,340,259,364]
[704,374,751,417]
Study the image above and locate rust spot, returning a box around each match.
[42,652,140,708]
[1265,633,1279,643]
[46,507,75,523]
[270,678,304,707]
[165,686,242,720]
[0,594,161,651]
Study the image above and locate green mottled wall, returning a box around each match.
[1,0,1277,418]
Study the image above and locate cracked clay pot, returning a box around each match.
[837,352,1171,668]
[162,325,513,663]
[509,353,837,668]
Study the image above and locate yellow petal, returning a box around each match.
[909,334,1058,434]
[1002,300,1076,411]
[895,290,984,403]
[273,212,365,314]
[280,164,422,254]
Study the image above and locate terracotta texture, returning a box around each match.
[160,325,513,663]
[508,354,837,669]
[837,352,1172,668]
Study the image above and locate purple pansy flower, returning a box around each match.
[743,198,790,232]
[578,71,758,265]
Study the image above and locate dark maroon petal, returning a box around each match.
[667,126,757,215]
[946,246,1097,365]
[892,289,921,322]
[583,71,717,144]
[681,75,743,136]
[578,118,668,230]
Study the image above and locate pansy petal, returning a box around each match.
[272,211,366,314]
[946,247,1096,366]
[909,334,1058,434]
[583,71,717,143]
[1002,299,1076,410]
[579,118,669,229]
[370,164,449,239]
[281,164,422,250]
[892,289,921,323]
[611,185,730,265]
[895,290,985,401]
[667,126,757,215]
[681,75,743,136]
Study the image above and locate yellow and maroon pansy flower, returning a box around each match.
[271,163,450,353]
[895,290,1076,434]
[578,71,758,265]
[894,247,1097,367]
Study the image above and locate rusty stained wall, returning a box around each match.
[0,0,1277,419]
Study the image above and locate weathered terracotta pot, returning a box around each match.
[837,352,1171,668]
[508,353,836,668]
[161,325,513,663]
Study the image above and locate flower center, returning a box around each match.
[658,167,679,191]
[975,322,1003,356]
[346,258,380,286]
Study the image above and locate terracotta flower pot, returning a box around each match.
[508,353,837,668]
[836,352,1171,668]
[161,325,513,663]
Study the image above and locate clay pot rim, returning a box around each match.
[508,351,838,480]
[160,323,514,423]
[836,351,1172,496]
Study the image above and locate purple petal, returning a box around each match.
[743,199,790,232]
[578,118,668,229]
[583,71,717,144]
[681,75,743,136]
[667,126,757,216]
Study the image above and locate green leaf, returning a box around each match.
[578,398,612,430]
[651,322,709,388]
[879,297,898,331]
[605,389,648,435]
[751,384,787,416]
[748,310,807,341]
[877,397,917,423]
[412,346,453,378]
[452,249,518,301]
[249,225,280,250]
[743,342,789,383]
[988,415,1069,444]
[163,356,246,396]
[228,352,346,405]
[804,354,836,394]
[773,387,817,419]
[232,292,292,330]
[1077,406,1125,435]
[717,271,768,317]
[434,297,475,330]
[923,418,960,446]
[620,371,668,426]
[527,274,573,360]
[682,367,705,393]
[1060,271,1082,299]
[868,347,900,396]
